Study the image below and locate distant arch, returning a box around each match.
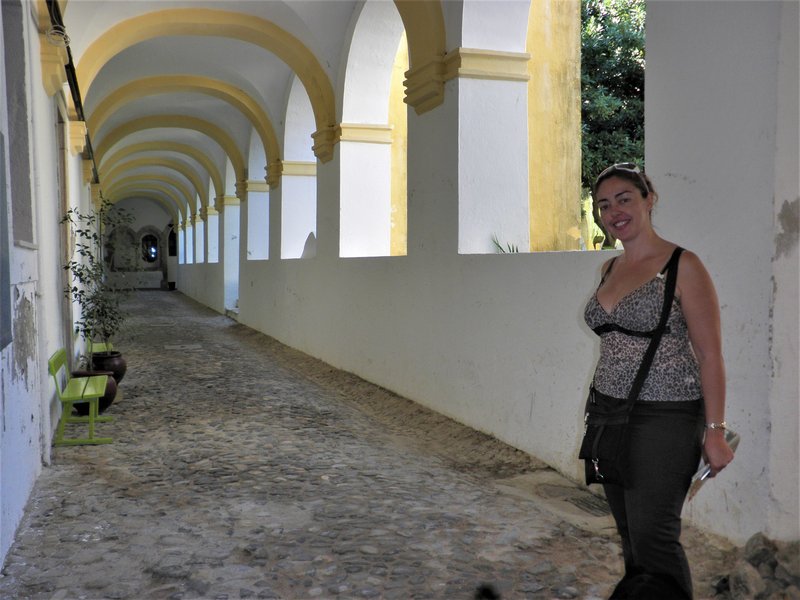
[102,157,209,210]
[94,115,246,186]
[101,141,224,199]
[107,191,180,226]
[88,75,282,186]
[76,8,336,160]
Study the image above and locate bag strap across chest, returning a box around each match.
[624,246,683,407]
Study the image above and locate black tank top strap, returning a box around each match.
[599,256,618,286]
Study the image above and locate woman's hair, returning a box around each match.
[592,164,658,206]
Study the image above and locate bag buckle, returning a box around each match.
[592,458,604,481]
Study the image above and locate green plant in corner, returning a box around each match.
[491,234,520,254]
[62,197,135,349]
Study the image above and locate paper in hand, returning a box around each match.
[687,429,740,502]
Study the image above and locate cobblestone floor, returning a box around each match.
[0,291,735,599]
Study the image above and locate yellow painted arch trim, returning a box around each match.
[95,115,246,184]
[106,174,196,216]
[76,8,335,155]
[393,1,445,71]
[393,0,446,114]
[102,157,208,210]
[106,183,185,223]
[100,141,224,199]
[88,75,282,186]
[108,191,180,227]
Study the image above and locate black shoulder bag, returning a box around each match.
[579,247,683,487]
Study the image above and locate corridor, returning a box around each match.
[0,291,733,599]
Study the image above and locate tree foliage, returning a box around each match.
[581,0,646,192]
[62,199,135,345]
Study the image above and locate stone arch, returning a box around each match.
[101,141,224,200]
[75,8,336,161]
[393,0,446,114]
[87,75,282,187]
[107,174,196,217]
[102,157,208,210]
[107,185,185,225]
[94,115,246,191]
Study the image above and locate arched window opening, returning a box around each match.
[282,76,316,260]
[246,131,269,261]
[339,1,406,258]
[141,234,158,263]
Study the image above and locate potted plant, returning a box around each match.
[62,197,134,384]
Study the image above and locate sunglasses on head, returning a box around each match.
[595,163,649,192]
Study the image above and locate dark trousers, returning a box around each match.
[603,401,704,599]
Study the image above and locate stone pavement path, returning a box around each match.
[0,291,735,599]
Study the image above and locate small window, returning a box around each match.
[141,234,158,263]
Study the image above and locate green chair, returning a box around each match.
[87,340,113,354]
[48,349,113,446]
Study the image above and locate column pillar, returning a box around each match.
[315,147,341,260]
[220,194,241,311]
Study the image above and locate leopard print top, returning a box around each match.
[584,267,702,402]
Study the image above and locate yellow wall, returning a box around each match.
[527,0,582,251]
[389,32,409,257]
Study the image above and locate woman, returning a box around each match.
[584,163,734,599]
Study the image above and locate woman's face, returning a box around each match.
[594,176,654,242]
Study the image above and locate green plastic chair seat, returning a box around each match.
[61,375,108,402]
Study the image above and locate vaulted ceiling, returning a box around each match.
[47,0,440,225]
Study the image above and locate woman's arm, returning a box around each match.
[677,251,735,476]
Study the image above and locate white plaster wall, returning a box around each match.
[646,0,796,542]
[766,0,798,541]
[195,220,205,263]
[186,225,194,264]
[1,2,53,560]
[459,1,530,53]
[178,228,185,264]
[177,262,225,314]
[234,247,604,480]
[223,204,240,310]
[116,197,170,231]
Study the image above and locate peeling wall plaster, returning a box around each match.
[11,286,36,386]
[775,197,799,260]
